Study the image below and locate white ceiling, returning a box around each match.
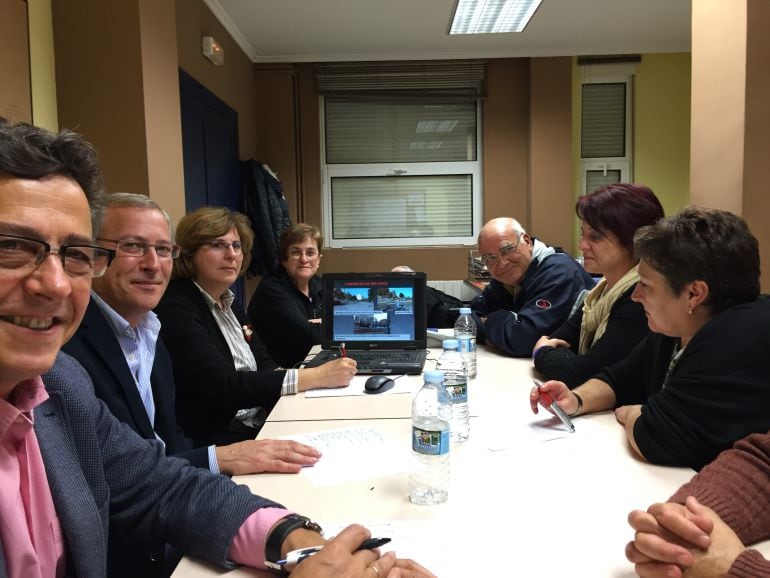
[203,0,691,64]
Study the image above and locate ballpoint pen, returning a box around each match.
[269,537,391,569]
[533,378,576,433]
[340,342,347,358]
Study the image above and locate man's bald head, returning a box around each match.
[477,217,533,287]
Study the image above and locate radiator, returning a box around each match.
[427,280,477,302]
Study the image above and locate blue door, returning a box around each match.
[179,68,244,302]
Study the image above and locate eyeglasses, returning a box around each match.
[203,240,242,254]
[480,233,523,267]
[98,238,181,259]
[287,248,319,260]
[0,233,115,278]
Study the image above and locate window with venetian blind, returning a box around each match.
[318,61,485,248]
[579,63,635,195]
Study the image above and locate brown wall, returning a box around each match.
[52,0,150,197]
[691,0,770,290]
[51,0,186,221]
[175,0,258,161]
[253,65,302,222]
[252,58,569,281]
[530,57,574,251]
[139,0,185,222]
[741,0,770,291]
[482,59,531,225]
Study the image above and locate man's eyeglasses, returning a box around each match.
[480,233,523,267]
[98,238,181,259]
[287,249,319,260]
[0,233,115,278]
[203,240,242,254]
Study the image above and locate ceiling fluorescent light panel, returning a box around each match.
[450,0,542,34]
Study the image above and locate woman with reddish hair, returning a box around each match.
[533,183,664,388]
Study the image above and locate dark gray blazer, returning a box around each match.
[61,301,210,575]
[0,352,280,578]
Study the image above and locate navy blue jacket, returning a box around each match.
[63,300,208,467]
[471,251,595,357]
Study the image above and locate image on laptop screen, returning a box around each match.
[331,278,415,342]
[320,272,427,351]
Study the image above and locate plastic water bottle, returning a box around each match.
[454,307,477,378]
[409,370,451,505]
[436,339,469,443]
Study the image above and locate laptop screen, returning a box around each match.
[320,272,427,350]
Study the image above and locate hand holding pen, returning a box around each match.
[276,536,391,569]
[530,378,576,433]
[285,525,399,578]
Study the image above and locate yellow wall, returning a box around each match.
[635,53,691,215]
[28,0,58,130]
[571,53,691,253]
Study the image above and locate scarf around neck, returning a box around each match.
[579,264,639,354]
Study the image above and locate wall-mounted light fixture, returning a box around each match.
[202,36,224,66]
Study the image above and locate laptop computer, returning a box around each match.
[305,271,428,374]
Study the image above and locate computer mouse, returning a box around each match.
[364,375,395,394]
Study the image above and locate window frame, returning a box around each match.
[320,97,484,249]
[579,65,635,195]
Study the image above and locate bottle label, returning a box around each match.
[412,426,450,456]
[446,382,467,403]
[457,336,476,354]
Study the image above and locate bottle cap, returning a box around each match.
[424,370,445,383]
[442,339,459,350]
[459,307,471,315]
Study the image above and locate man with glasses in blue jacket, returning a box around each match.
[471,217,595,357]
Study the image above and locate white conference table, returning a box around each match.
[266,344,533,422]
[173,347,720,578]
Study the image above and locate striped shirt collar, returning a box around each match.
[90,290,161,337]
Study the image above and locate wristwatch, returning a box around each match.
[264,515,323,574]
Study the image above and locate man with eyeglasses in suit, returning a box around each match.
[62,192,323,576]
[470,217,595,357]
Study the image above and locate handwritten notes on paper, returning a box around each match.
[283,426,413,485]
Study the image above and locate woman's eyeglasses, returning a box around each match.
[203,240,243,254]
[287,249,319,260]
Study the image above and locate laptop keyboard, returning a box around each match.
[348,351,423,363]
[304,350,424,368]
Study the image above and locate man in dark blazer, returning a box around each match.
[0,120,429,578]
[62,193,322,576]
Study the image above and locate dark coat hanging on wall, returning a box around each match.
[240,160,292,277]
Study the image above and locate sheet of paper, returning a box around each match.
[282,426,414,485]
[474,413,605,451]
[304,375,415,398]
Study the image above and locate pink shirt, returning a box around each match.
[0,377,295,574]
[0,378,65,578]
[229,507,295,568]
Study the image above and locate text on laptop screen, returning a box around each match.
[331,278,416,342]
